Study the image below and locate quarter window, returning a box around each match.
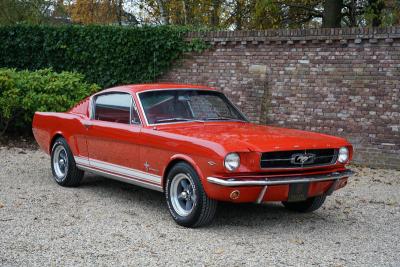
[94,93,133,124]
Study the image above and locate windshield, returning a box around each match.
[139,90,247,124]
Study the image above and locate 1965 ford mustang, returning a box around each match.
[33,83,354,227]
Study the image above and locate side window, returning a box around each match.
[94,93,131,124]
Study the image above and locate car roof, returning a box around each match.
[99,83,217,94]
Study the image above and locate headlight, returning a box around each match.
[224,153,240,171]
[338,147,349,163]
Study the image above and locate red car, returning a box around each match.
[33,83,354,227]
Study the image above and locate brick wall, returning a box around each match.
[160,27,400,169]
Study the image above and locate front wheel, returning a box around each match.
[282,195,326,213]
[165,162,217,228]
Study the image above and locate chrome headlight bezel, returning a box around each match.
[224,153,240,171]
[338,147,349,163]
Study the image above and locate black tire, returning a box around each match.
[50,137,84,187]
[282,195,326,213]
[165,162,218,228]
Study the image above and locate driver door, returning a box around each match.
[85,92,142,172]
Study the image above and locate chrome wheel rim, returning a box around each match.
[170,173,196,217]
[53,145,68,181]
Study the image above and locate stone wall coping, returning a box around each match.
[186,27,400,44]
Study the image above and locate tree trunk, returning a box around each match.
[156,0,169,25]
[117,0,123,25]
[182,0,187,24]
[235,0,243,30]
[322,0,343,28]
[182,0,193,25]
[347,0,357,27]
[211,0,220,27]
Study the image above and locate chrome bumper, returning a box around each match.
[207,169,354,187]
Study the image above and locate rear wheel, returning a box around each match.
[282,195,326,213]
[51,137,83,187]
[165,162,217,228]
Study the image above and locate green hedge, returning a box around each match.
[0,68,99,136]
[0,25,201,88]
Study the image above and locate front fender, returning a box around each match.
[162,154,207,189]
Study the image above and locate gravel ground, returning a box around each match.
[0,147,399,266]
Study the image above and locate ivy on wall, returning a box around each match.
[0,25,205,88]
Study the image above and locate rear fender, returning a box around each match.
[32,112,86,156]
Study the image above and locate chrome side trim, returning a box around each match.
[207,170,354,187]
[88,158,161,184]
[74,156,162,185]
[74,156,90,166]
[76,164,163,192]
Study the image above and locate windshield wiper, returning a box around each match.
[155,117,203,123]
[203,117,244,122]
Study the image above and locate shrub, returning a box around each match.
[0,68,99,136]
[0,25,202,88]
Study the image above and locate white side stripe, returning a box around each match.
[74,156,161,185]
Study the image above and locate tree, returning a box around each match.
[221,0,255,30]
[116,0,123,25]
[322,0,343,27]
[68,0,138,25]
[364,0,386,26]
[253,0,282,29]
[1,0,399,28]
[252,0,323,29]
[155,0,169,24]
[138,0,400,29]
[69,0,117,24]
[0,0,53,25]
[211,0,222,26]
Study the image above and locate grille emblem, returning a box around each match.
[291,153,316,165]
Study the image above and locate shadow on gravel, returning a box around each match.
[76,173,337,229]
[212,202,331,227]
[79,173,164,200]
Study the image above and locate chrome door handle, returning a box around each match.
[82,122,92,129]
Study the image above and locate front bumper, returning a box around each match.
[207,169,354,187]
[206,169,354,203]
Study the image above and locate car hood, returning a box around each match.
[158,122,349,152]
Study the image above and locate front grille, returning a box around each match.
[260,149,338,169]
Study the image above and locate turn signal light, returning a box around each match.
[230,190,240,200]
